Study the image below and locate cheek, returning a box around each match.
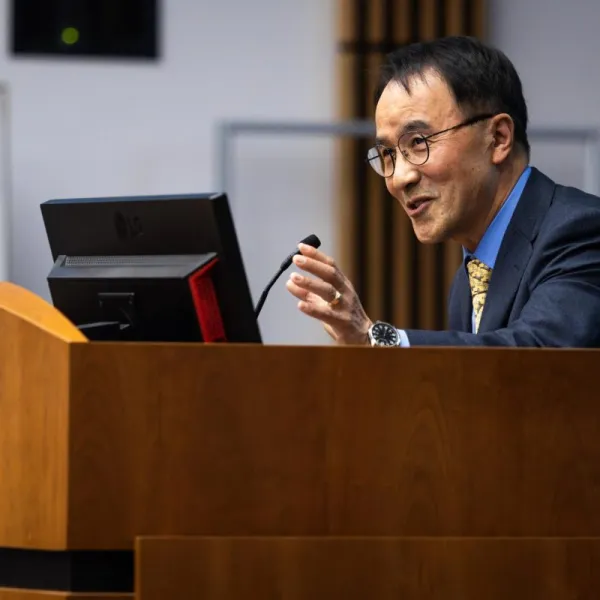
[422,161,465,218]
[422,148,461,184]
[424,147,481,201]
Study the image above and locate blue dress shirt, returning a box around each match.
[397,165,532,345]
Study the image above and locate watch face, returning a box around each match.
[371,322,399,346]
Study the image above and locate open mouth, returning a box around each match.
[406,197,433,217]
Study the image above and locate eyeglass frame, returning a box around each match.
[366,113,496,177]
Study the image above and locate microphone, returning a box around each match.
[255,233,321,318]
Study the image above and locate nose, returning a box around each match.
[388,157,421,195]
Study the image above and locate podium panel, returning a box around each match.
[0,283,86,550]
[135,536,600,600]
[64,341,600,547]
[3,282,600,596]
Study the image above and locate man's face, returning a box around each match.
[374,70,497,249]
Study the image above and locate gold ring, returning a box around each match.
[329,289,342,307]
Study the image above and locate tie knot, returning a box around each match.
[467,258,492,289]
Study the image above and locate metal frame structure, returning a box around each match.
[216,119,600,199]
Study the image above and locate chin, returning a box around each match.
[412,226,446,245]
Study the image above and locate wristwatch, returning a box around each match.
[367,321,401,347]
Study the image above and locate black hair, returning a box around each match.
[375,36,529,156]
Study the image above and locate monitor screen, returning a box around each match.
[40,192,261,344]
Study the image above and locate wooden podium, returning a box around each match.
[2,281,600,599]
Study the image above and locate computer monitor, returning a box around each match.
[40,192,262,344]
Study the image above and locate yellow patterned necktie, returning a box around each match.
[466,258,493,333]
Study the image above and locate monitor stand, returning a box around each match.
[78,320,132,341]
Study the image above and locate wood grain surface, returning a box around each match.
[0,282,87,343]
[135,535,600,600]
[0,283,86,548]
[63,342,600,548]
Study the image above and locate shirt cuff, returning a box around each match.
[397,329,410,347]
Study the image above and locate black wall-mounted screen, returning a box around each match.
[10,0,159,59]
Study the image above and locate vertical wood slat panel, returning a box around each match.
[337,0,356,42]
[440,0,468,329]
[336,0,485,332]
[415,0,439,330]
[335,3,358,283]
[391,0,416,328]
[380,0,397,323]
[447,0,465,35]
[335,65,359,283]
[420,0,437,40]
[394,0,410,44]
[472,0,487,37]
[366,53,386,320]
[368,0,384,44]
[391,0,413,328]
[368,0,386,320]
[352,0,370,304]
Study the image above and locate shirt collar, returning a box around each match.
[463,165,532,268]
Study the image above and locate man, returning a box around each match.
[285,36,600,347]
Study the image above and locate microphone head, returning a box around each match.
[279,233,322,271]
[300,233,321,249]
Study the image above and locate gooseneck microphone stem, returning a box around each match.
[254,267,285,318]
[254,233,321,318]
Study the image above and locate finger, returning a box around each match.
[292,254,345,290]
[298,243,336,267]
[287,279,347,327]
[285,278,330,306]
[297,297,350,328]
[288,272,339,304]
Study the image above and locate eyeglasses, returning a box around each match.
[366,113,495,177]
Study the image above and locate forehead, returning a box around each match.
[374,71,459,143]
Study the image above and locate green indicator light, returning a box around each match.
[61,27,80,45]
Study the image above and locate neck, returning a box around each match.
[462,154,528,253]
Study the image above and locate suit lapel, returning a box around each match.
[448,266,472,331]
[478,167,556,333]
[478,228,532,332]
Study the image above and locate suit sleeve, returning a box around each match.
[402,210,600,348]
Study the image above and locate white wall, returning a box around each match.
[488,0,600,192]
[488,0,600,127]
[0,0,338,344]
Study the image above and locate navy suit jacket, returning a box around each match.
[404,167,600,347]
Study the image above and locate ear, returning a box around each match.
[489,113,515,165]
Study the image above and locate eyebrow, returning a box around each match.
[375,119,432,145]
